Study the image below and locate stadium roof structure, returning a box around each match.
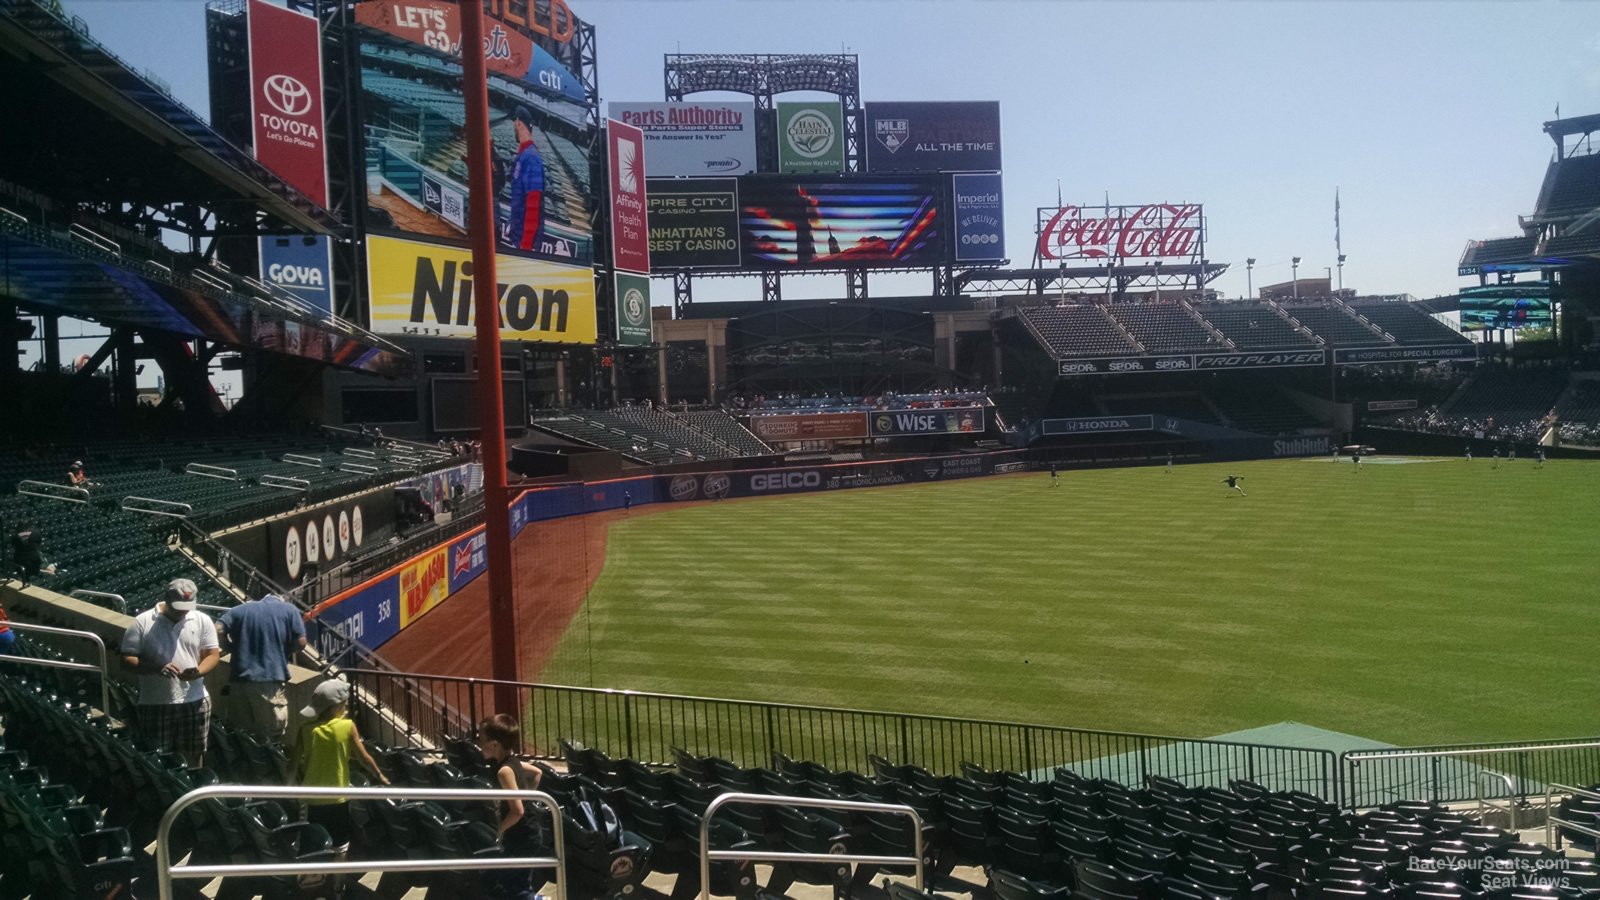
[1458,115,1600,276]
[0,0,337,234]
[958,261,1230,296]
[0,0,406,375]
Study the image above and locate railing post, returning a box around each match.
[899,715,910,764]
[467,678,479,733]
[763,705,775,764]
[624,692,636,761]
[1022,725,1035,779]
[1430,756,1441,804]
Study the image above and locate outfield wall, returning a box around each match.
[305,438,1335,660]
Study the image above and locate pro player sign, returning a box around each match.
[247,0,328,207]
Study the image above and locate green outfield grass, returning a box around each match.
[540,456,1599,746]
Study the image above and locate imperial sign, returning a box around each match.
[1037,203,1203,261]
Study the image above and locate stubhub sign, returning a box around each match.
[259,235,333,312]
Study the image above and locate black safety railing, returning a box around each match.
[345,669,1340,799]
[1342,738,1600,810]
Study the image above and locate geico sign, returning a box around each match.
[749,471,821,492]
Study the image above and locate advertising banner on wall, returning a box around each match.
[952,172,1004,263]
[865,101,1001,174]
[1057,356,1197,375]
[739,176,942,269]
[777,101,845,174]
[365,234,597,343]
[266,489,396,588]
[746,412,868,442]
[1333,345,1477,364]
[868,407,985,436]
[1040,416,1155,436]
[398,546,449,629]
[608,101,757,177]
[646,179,741,269]
[606,119,651,274]
[259,235,334,313]
[248,0,328,207]
[615,272,653,346]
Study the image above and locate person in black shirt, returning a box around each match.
[479,714,545,900]
[9,522,44,583]
[1220,475,1246,497]
[1049,462,1059,487]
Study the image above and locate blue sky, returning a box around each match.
[67,0,1600,303]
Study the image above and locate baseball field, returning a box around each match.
[538,455,1599,746]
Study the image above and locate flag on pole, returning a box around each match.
[1335,188,1342,256]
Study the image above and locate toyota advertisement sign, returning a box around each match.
[865,101,1002,174]
[953,172,1005,262]
[608,101,758,177]
[248,0,328,207]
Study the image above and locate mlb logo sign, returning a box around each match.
[875,118,909,153]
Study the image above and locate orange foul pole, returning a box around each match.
[459,0,521,712]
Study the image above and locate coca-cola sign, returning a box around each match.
[1037,203,1204,261]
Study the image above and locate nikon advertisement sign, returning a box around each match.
[777,101,844,174]
[366,235,597,343]
[615,272,653,346]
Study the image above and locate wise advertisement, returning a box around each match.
[869,407,985,436]
[777,101,845,174]
[608,101,757,178]
[366,234,597,343]
[865,101,1002,174]
[646,179,741,269]
[248,0,328,207]
[952,172,1004,263]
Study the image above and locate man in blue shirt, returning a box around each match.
[502,105,546,253]
[218,593,307,743]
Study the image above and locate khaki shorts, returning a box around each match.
[229,681,288,742]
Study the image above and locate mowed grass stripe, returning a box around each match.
[541,458,1600,744]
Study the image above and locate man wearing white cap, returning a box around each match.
[120,578,221,767]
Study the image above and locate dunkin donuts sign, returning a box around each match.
[1036,203,1204,261]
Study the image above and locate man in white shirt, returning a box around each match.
[120,578,221,767]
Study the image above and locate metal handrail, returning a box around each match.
[260,473,311,491]
[156,784,567,900]
[120,496,194,518]
[1545,783,1600,849]
[17,480,90,504]
[1477,771,1519,831]
[1348,741,1600,762]
[281,453,324,468]
[699,793,923,900]
[184,462,238,481]
[0,621,111,712]
[68,588,127,614]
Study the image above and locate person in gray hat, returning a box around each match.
[119,578,221,767]
[218,593,307,743]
